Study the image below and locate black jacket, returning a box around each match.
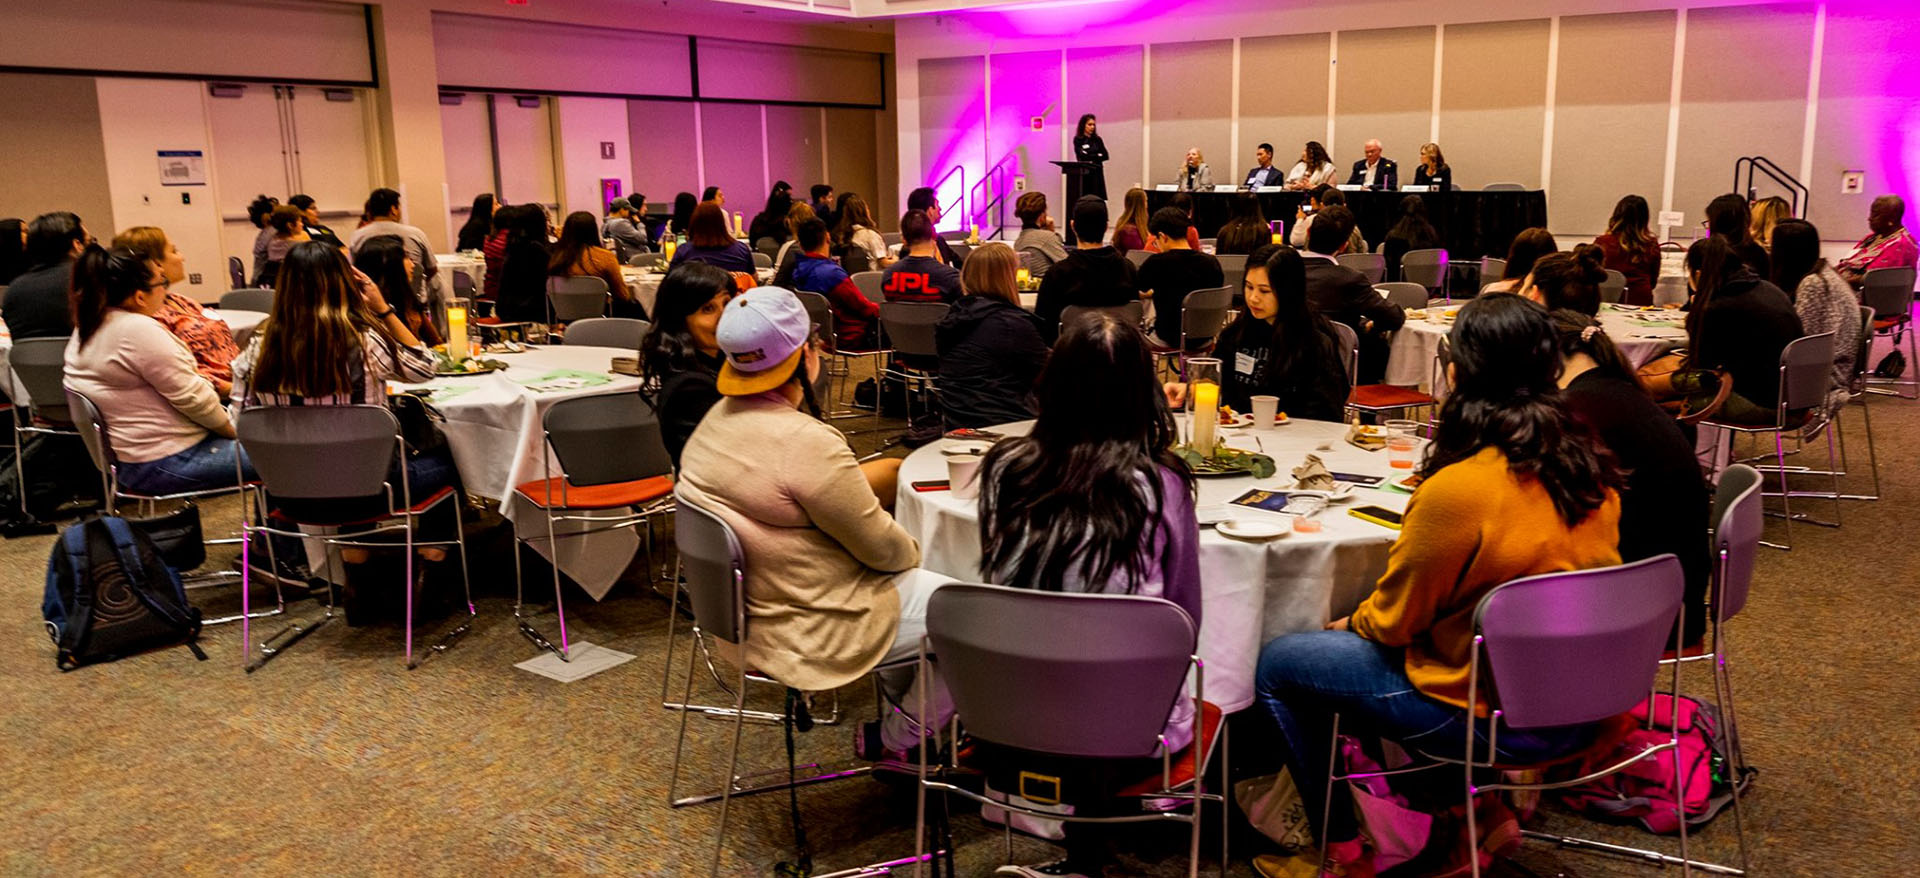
[2,261,75,341]
[1212,316,1351,422]
[1689,271,1803,411]
[935,296,1051,429]
[1347,158,1399,191]
[1033,246,1138,341]
[651,353,724,468]
[1303,259,1404,337]
[495,241,553,323]
[1413,163,1451,192]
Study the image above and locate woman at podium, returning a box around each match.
[1072,114,1110,200]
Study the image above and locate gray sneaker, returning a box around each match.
[994,861,1093,878]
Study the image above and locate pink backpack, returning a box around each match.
[1560,694,1754,834]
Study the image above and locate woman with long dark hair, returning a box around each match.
[1705,193,1770,278]
[1594,195,1659,304]
[1484,227,1558,294]
[971,310,1201,878]
[701,186,724,207]
[668,202,756,274]
[1252,294,1623,878]
[1286,141,1337,190]
[1382,195,1442,281]
[640,262,735,466]
[833,193,891,269]
[1770,218,1859,411]
[1195,245,1350,420]
[747,182,795,246]
[549,210,641,319]
[1522,242,1609,316]
[455,193,497,252]
[1644,236,1802,424]
[353,235,443,346]
[1214,192,1271,255]
[668,192,698,237]
[494,204,556,323]
[1,218,30,284]
[1072,113,1110,200]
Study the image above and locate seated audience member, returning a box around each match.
[1836,195,1919,284]
[1382,195,1442,282]
[1111,188,1153,254]
[113,226,242,393]
[1705,193,1771,279]
[1301,206,1405,384]
[748,182,794,247]
[354,235,444,347]
[1413,142,1451,192]
[1286,141,1339,190]
[934,242,1049,430]
[4,212,89,340]
[1250,294,1622,878]
[1033,196,1139,341]
[1175,147,1214,192]
[1484,227,1558,294]
[64,245,252,495]
[1522,243,1609,316]
[675,287,930,754]
[906,187,963,267]
[551,210,643,319]
[1012,191,1069,276]
[1553,309,1711,647]
[1289,187,1367,255]
[1245,142,1287,189]
[702,186,725,207]
[1643,237,1803,425]
[602,198,651,262]
[669,192,698,237]
[1771,219,1861,413]
[254,204,310,287]
[791,217,880,350]
[970,310,1203,877]
[834,194,892,270]
[772,201,817,287]
[288,194,340,248]
[247,195,279,281]
[881,211,963,303]
[456,193,498,252]
[1214,193,1271,255]
[481,202,516,303]
[640,263,735,467]
[1346,139,1398,191]
[1185,245,1350,420]
[1145,193,1205,253]
[494,204,556,323]
[1138,207,1225,348]
[0,217,28,284]
[349,187,438,303]
[1748,196,1791,253]
[1593,195,1660,305]
[669,202,756,275]
[810,184,837,229]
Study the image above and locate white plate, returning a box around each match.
[1195,505,1237,526]
[1216,518,1293,541]
[1292,484,1357,503]
[1221,413,1291,428]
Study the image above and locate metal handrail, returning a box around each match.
[1735,156,1809,217]
[929,164,966,236]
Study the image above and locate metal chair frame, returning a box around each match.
[1400,249,1450,302]
[219,288,274,312]
[6,339,84,524]
[1704,332,1838,549]
[878,302,950,430]
[1859,266,1917,398]
[1373,282,1430,311]
[1339,252,1387,285]
[546,275,611,324]
[559,317,651,350]
[1749,307,1882,502]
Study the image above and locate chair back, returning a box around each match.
[674,490,747,644]
[1374,282,1429,310]
[926,584,1197,759]
[8,337,71,423]
[547,276,610,322]
[1850,305,1875,393]
[753,237,780,259]
[1338,252,1386,284]
[628,252,663,269]
[562,317,650,350]
[62,389,115,485]
[1777,332,1836,413]
[237,405,398,499]
[1400,249,1449,290]
[1483,182,1528,191]
[1860,266,1917,321]
[1215,254,1248,298]
[1473,554,1684,730]
[850,270,885,305]
[1060,301,1144,332]
[1652,275,1689,306]
[1125,249,1151,269]
[1599,270,1627,304]
[1179,286,1234,343]
[219,288,274,312]
[882,231,904,249]
[950,243,973,266]
[1480,257,1507,282]
[752,251,774,270]
[542,394,672,488]
[879,302,948,358]
[1330,320,1359,386]
[451,270,476,300]
[794,290,833,343]
[1710,464,1762,624]
[226,256,245,289]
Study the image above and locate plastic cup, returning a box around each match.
[1249,395,1279,428]
[1384,419,1421,469]
[948,455,983,500]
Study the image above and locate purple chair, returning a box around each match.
[1701,331,1837,549]
[1321,555,1699,877]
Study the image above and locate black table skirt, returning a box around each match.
[1145,189,1548,261]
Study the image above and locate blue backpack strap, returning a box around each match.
[98,517,199,637]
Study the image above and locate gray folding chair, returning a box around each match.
[1480,257,1507,286]
[1214,254,1249,300]
[1338,252,1386,284]
[1599,269,1627,305]
[1323,555,1699,878]
[6,338,79,521]
[792,291,850,416]
[628,252,664,269]
[751,251,774,270]
[1482,182,1528,191]
[226,256,246,290]
[450,269,477,302]
[219,288,274,312]
[1169,285,1234,362]
[511,394,673,661]
[1400,249,1450,300]
[753,236,780,259]
[1374,282,1430,311]
[1061,301,1146,334]
[1702,332,1838,549]
[1330,320,1358,387]
[547,275,610,323]
[561,317,650,350]
[1198,237,1217,251]
[950,242,973,266]
[1860,265,1917,398]
[879,302,950,428]
[882,231,904,249]
[236,405,474,671]
[1333,316,1438,420]
[1125,249,1152,269]
[850,270,885,306]
[912,584,1227,878]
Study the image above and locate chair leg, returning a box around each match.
[1316,714,1341,877]
[709,669,750,877]
[667,622,702,807]
[1709,627,1753,875]
[660,558,682,705]
[403,521,416,669]
[1769,431,1792,550]
[1862,395,1882,499]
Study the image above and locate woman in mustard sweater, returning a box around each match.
[1251,294,1625,878]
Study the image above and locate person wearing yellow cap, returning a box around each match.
[676,287,951,760]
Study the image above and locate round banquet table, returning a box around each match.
[624,266,775,316]
[893,417,1416,712]
[1384,302,1689,388]
[392,344,644,600]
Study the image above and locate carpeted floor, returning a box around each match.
[2,368,1916,877]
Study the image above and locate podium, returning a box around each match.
[1051,159,1101,245]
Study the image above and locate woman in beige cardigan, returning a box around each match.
[677,287,944,759]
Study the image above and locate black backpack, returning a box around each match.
[42,517,206,671]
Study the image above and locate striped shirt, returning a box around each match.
[231,327,435,408]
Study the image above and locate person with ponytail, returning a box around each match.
[1553,309,1710,648]
[1522,242,1610,316]
[1642,236,1802,424]
[1251,294,1623,878]
[63,245,253,496]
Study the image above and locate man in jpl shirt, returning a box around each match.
[881,210,963,303]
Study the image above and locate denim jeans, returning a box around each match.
[116,435,256,497]
[1254,630,1598,844]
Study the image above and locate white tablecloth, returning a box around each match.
[624,267,775,316]
[392,345,644,599]
[1385,304,1689,388]
[894,417,1414,712]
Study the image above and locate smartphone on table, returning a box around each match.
[1348,505,1404,530]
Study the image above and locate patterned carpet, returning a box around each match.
[1,370,1915,877]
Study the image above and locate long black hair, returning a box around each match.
[0,218,26,284]
[1076,113,1097,138]
[1223,245,1342,393]
[350,235,428,335]
[456,193,496,249]
[71,245,159,347]
[1387,195,1440,247]
[1527,242,1608,315]
[669,192,697,235]
[548,211,603,274]
[640,262,734,386]
[978,312,1194,592]
[1768,218,1826,294]
[1551,308,1643,390]
[1424,294,1620,526]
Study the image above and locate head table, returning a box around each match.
[894,416,1415,712]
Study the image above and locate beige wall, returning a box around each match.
[0,75,114,234]
[1551,11,1676,237]
[1439,20,1551,190]
[1333,27,1435,176]
[1239,34,1331,179]
[1148,40,1234,186]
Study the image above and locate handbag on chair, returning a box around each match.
[124,501,206,573]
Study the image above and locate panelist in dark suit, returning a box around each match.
[1413,142,1452,192]
[1301,205,1405,383]
[1346,139,1399,191]
[1244,142,1287,189]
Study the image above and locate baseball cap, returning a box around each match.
[607,198,631,212]
[715,286,812,396]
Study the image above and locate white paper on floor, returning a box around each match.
[514,641,636,682]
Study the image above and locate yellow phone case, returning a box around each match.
[1348,507,1403,530]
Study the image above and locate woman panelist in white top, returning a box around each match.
[1286,141,1340,190]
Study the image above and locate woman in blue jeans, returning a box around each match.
[1251,295,1627,878]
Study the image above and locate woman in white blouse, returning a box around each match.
[833,194,892,269]
[1286,141,1339,190]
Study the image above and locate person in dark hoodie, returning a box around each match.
[1032,195,1138,341]
[747,181,794,246]
[935,242,1050,430]
[1650,235,1803,425]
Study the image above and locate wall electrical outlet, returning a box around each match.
[1013,176,1026,192]
[188,273,203,285]
[1842,170,1865,195]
